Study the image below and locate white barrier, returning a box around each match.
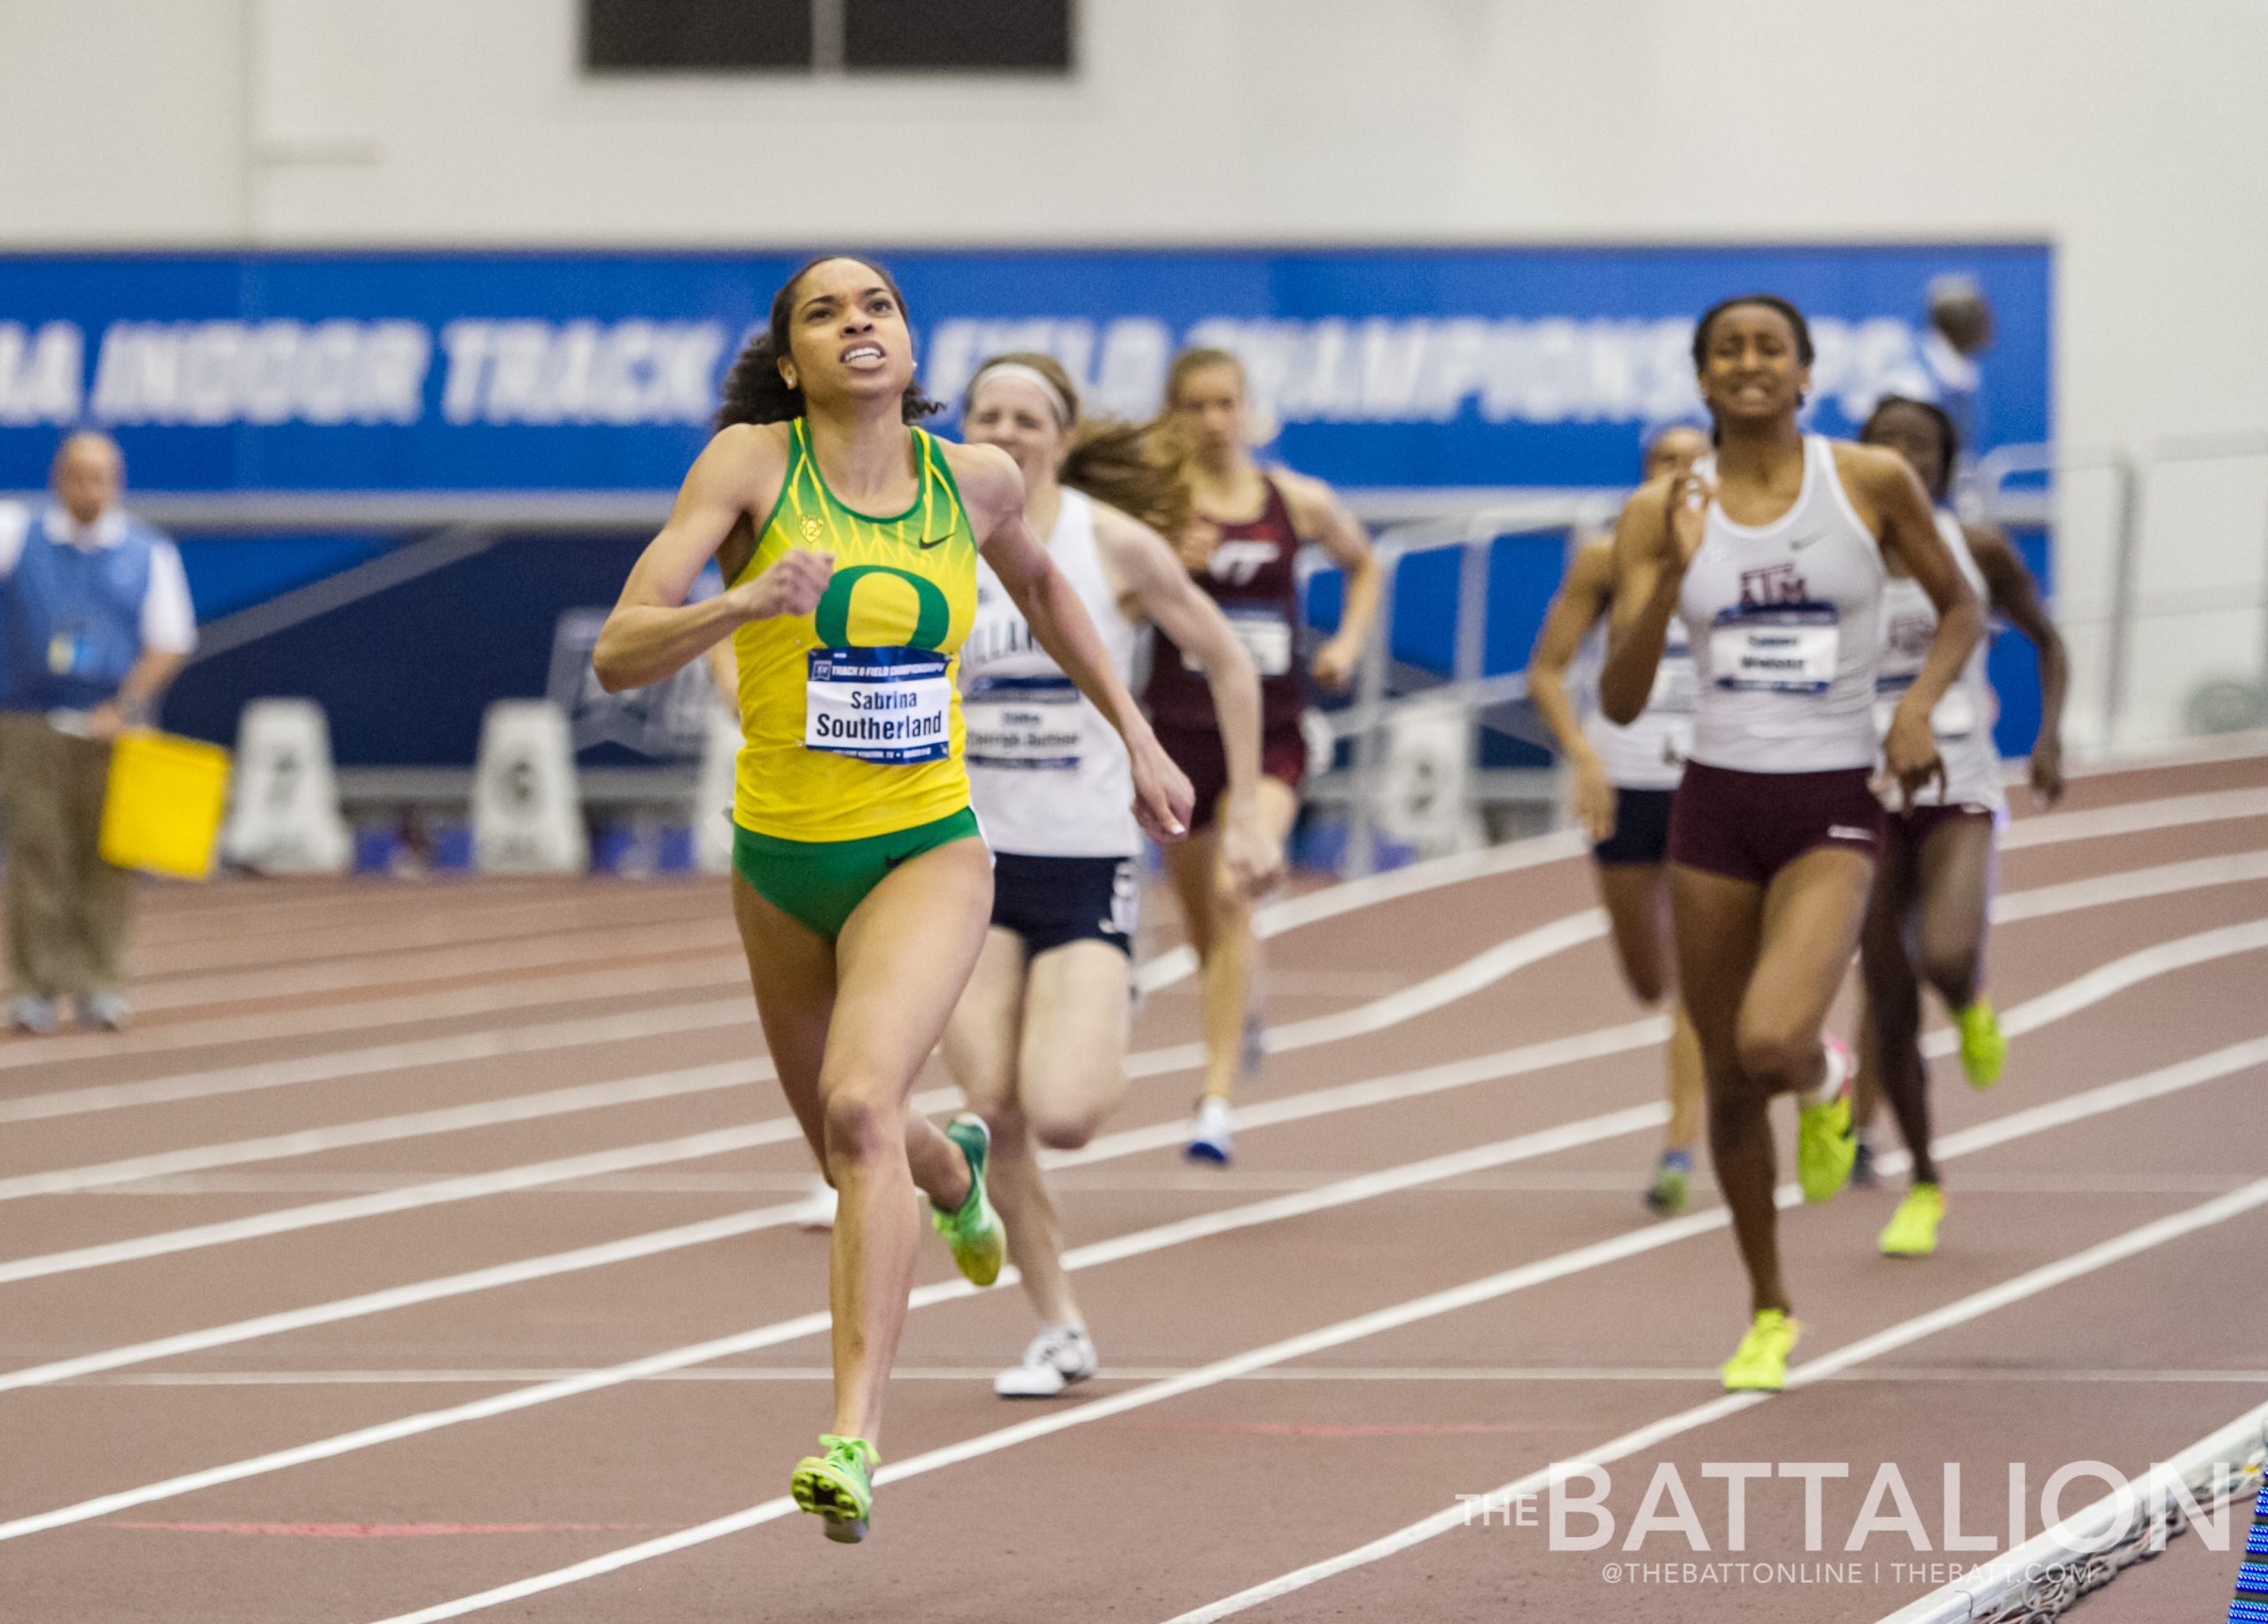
[1375,702,1480,859]
[692,705,738,875]
[221,699,352,874]
[471,701,586,874]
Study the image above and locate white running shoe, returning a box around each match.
[1185,1096,1235,1164]
[790,1178,838,1232]
[994,1324,1098,1398]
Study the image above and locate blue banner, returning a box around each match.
[0,245,2048,493]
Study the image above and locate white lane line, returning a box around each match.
[0,1125,805,1288]
[0,1062,771,1202]
[0,1000,759,1125]
[5,898,2258,1383]
[1996,784,2268,850]
[1135,781,2268,995]
[1993,849,2268,921]
[0,960,748,1075]
[9,1015,2264,1548]
[1132,910,1608,1076]
[369,1154,2268,1621]
[78,1364,2268,1388]
[18,820,2254,1192]
[9,773,2253,1129]
[134,892,725,977]
[0,1027,1660,1390]
[2062,730,2268,776]
[0,917,1602,1196]
[127,915,740,1014]
[1159,1173,2268,1624]
[17,834,2254,1203]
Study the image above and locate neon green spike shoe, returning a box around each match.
[1796,1038,1858,1205]
[790,1434,877,1543]
[1721,1309,1801,1393]
[1879,1183,1946,1258]
[1955,999,2007,1090]
[932,1114,1006,1287]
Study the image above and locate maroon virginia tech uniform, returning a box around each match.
[1144,477,1309,827]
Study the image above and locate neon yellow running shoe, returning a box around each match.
[1721,1309,1801,1393]
[1956,999,2006,1090]
[1643,1153,1693,1216]
[1796,1038,1857,1205]
[932,1114,1006,1287]
[1879,1183,1946,1258]
[790,1434,877,1543]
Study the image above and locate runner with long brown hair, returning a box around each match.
[1151,347,1382,1162]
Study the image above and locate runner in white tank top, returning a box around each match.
[1852,395,2070,1260]
[965,488,1145,858]
[1526,421,1711,1217]
[1680,432,1886,775]
[1872,510,2002,815]
[1598,296,1983,1395]
[942,354,1278,1400]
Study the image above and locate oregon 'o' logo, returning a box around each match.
[813,564,951,650]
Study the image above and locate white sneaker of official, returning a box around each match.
[221,699,353,874]
[472,700,587,874]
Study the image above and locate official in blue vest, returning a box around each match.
[0,431,197,1035]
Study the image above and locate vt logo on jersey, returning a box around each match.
[1207,540,1278,586]
[1738,562,1809,609]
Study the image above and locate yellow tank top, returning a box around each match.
[729,419,979,842]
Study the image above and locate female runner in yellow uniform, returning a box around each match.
[594,257,1192,1542]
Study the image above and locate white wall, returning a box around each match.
[4,0,2265,738]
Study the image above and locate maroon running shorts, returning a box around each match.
[1667,759,1884,884]
[1153,722,1308,833]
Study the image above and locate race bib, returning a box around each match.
[804,648,951,764]
[1184,609,1295,679]
[1709,606,1839,694]
[964,675,1083,771]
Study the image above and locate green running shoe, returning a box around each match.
[1879,1183,1946,1258]
[1796,1038,1858,1205]
[790,1434,877,1543]
[1720,1309,1800,1393]
[932,1114,1006,1287]
[1956,999,2006,1090]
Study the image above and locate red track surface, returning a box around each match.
[4,748,2264,1621]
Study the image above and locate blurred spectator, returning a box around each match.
[0,431,197,1034]
[1922,273,1994,451]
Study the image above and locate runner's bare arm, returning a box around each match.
[1280,469,1380,693]
[1526,538,1619,842]
[956,444,1195,840]
[1527,539,1615,759]
[594,425,825,693]
[1599,472,1696,726]
[1969,522,2070,804]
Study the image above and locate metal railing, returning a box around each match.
[1323,498,1616,877]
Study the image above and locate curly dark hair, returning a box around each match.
[716,254,944,429]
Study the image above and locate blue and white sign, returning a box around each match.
[0,245,2047,493]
